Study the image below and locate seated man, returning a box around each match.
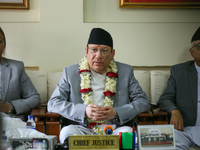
[47,28,150,143]
[157,27,200,149]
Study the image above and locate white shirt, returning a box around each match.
[90,69,106,107]
[90,69,112,124]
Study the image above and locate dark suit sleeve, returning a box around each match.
[157,66,178,114]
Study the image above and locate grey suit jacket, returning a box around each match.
[1,58,40,121]
[157,61,197,127]
[48,61,150,127]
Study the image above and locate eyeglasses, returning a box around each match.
[88,48,111,56]
[191,43,200,50]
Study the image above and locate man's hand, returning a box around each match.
[170,109,184,131]
[85,105,117,121]
[92,106,117,121]
[85,104,101,119]
[0,102,10,113]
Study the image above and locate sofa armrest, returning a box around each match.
[31,107,46,119]
[45,111,60,143]
[31,107,46,133]
[32,109,61,143]
[137,111,154,125]
[152,107,169,124]
[46,112,60,121]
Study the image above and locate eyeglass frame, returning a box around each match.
[191,42,200,50]
[87,46,113,56]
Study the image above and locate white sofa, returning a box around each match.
[25,67,171,107]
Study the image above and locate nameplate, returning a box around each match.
[69,135,119,150]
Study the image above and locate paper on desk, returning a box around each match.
[1,112,46,138]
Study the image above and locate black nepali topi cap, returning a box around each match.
[191,27,200,43]
[87,28,113,49]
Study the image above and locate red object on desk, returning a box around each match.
[132,127,135,133]
[119,132,122,148]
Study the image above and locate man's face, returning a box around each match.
[190,40,200,66]
[85,44,115,74]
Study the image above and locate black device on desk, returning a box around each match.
[55,136,69,150]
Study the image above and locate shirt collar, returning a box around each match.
[195,62,200,75]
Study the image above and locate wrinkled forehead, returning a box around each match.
[88,44,111,49]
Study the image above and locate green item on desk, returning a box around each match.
[122,132,133,149]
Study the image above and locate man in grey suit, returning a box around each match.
[48,28,150,143]
[0,27,40,121]
[157,27,200,149]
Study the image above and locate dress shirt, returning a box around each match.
[90,69,112,124]
[91,69,106,107]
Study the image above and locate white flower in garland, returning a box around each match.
[105,76,117,92]
[79,57,90,71]
[80,73,91,89]
[79,56,118,135]
[82,93,93,105]
[93,125,104,135]
[104,97,114,106]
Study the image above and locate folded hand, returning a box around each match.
[85,105,117,121]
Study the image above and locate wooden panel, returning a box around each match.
[138,112,154,125]
[24,66,39,71]
[46,112,60,120]
[35,121,44,133]
[46,121,60,143]
[139,121,153,125]
[31,107,46,133]
[154,121,168,125]
[153,110,169,125]
[31,107,46,118]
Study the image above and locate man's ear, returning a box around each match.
[85,47,88,55]
[111,49,115,59]
[190,48,194,58]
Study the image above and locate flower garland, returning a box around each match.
[79,56,118,135]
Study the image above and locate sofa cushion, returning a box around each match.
[150,70,170,105]
[47,72,63,100]
[25,71,47,106]
[134,70,150,100]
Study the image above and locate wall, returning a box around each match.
[0,0,199,72]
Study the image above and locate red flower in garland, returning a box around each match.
[106,72,118,78]
[78,70,90,73]
[104,91,116,97]
[89,122,102,129]
[80,88,93,93]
